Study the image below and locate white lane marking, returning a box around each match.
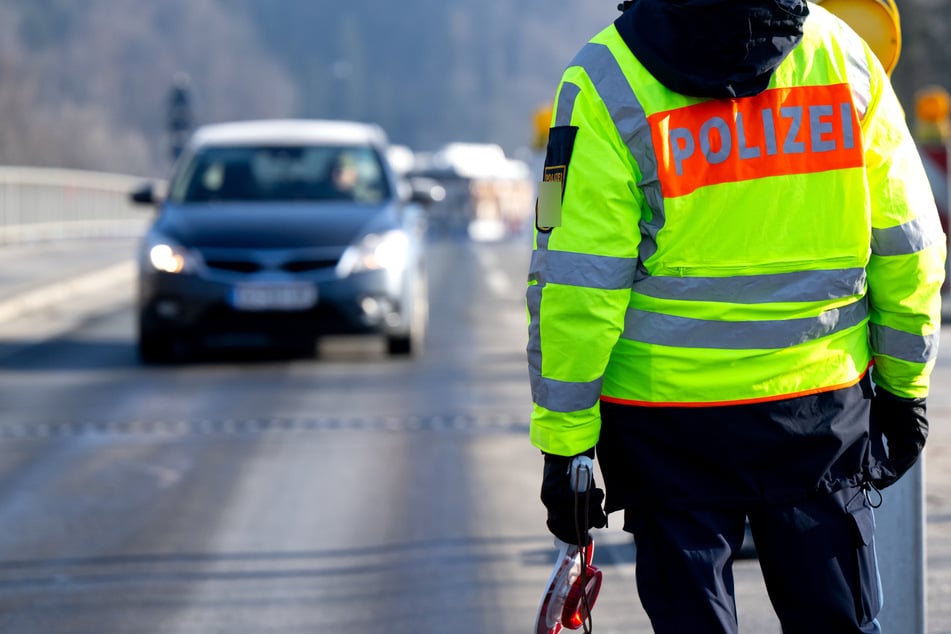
[0,261,135,324]
[475,247,514,297]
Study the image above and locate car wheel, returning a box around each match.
[137,313,183,364]
[137,331,176,364]
[290,336,319,359]
[386,335,410,356]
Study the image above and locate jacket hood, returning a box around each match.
[615,0,809,99]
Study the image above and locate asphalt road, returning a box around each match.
[0,237,948,633]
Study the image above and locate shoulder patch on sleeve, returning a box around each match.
[543,126,578,194]
[537,126,578,232]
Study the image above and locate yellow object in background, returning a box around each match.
[914,85,951,143]
[815,0,901,74]
[532,106,554,151]
[915,86,951,124]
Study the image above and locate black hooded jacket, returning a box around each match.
[615,0,809,98]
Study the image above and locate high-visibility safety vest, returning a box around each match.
[528,4,947,456]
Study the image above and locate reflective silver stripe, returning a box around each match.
[527,63,563,403]
[536,227,552,251]
[527,245,547,286]
[528,249,608,411]
[555,82,581,127]
[871,217,944,256]
[530,249,636,290]
[570,42,665,265]
[869,323,939,364]
[527,230,553,290]
[530,372,604,412]
[622,297,868,349]
[633,268,866,303]
[841,26,871,120]
[527,283,543,379]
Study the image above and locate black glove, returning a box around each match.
[540,450,608,545]
[870,387,929,490]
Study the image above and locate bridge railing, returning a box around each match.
[0,166,155,245]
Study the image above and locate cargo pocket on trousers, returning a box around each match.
[847,502,882,625]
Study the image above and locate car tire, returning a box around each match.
[386,334,412,356]
[137,312,182,364]
[137,332,175,364]
[291,336,319,359]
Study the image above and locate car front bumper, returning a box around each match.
[138,267,410,343]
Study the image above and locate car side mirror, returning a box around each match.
[130,183,155,205]
[130,182,166,207]
[407,177,446,207]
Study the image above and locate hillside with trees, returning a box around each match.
[0,0,948,177]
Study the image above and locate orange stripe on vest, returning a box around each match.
[650,84,863,198]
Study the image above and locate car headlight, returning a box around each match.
[143,234,199,274]
[336,230,410,277]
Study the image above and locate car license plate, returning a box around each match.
[230,283,318,311]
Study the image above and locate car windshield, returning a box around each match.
[169,144,391,204]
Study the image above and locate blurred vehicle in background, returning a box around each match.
[410,142,535,241]
[130,119,430,362]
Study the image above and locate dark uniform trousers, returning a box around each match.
[597,380,883,634]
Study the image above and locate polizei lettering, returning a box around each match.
[650,84,864,198]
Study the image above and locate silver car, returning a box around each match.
[130,119,429,362]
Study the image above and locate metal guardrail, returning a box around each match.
[0,166,154,245]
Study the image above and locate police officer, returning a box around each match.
[529,1,947,632]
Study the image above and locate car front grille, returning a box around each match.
[203,257,339,274]
[206,260,262,273]
[281,259,339,272]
